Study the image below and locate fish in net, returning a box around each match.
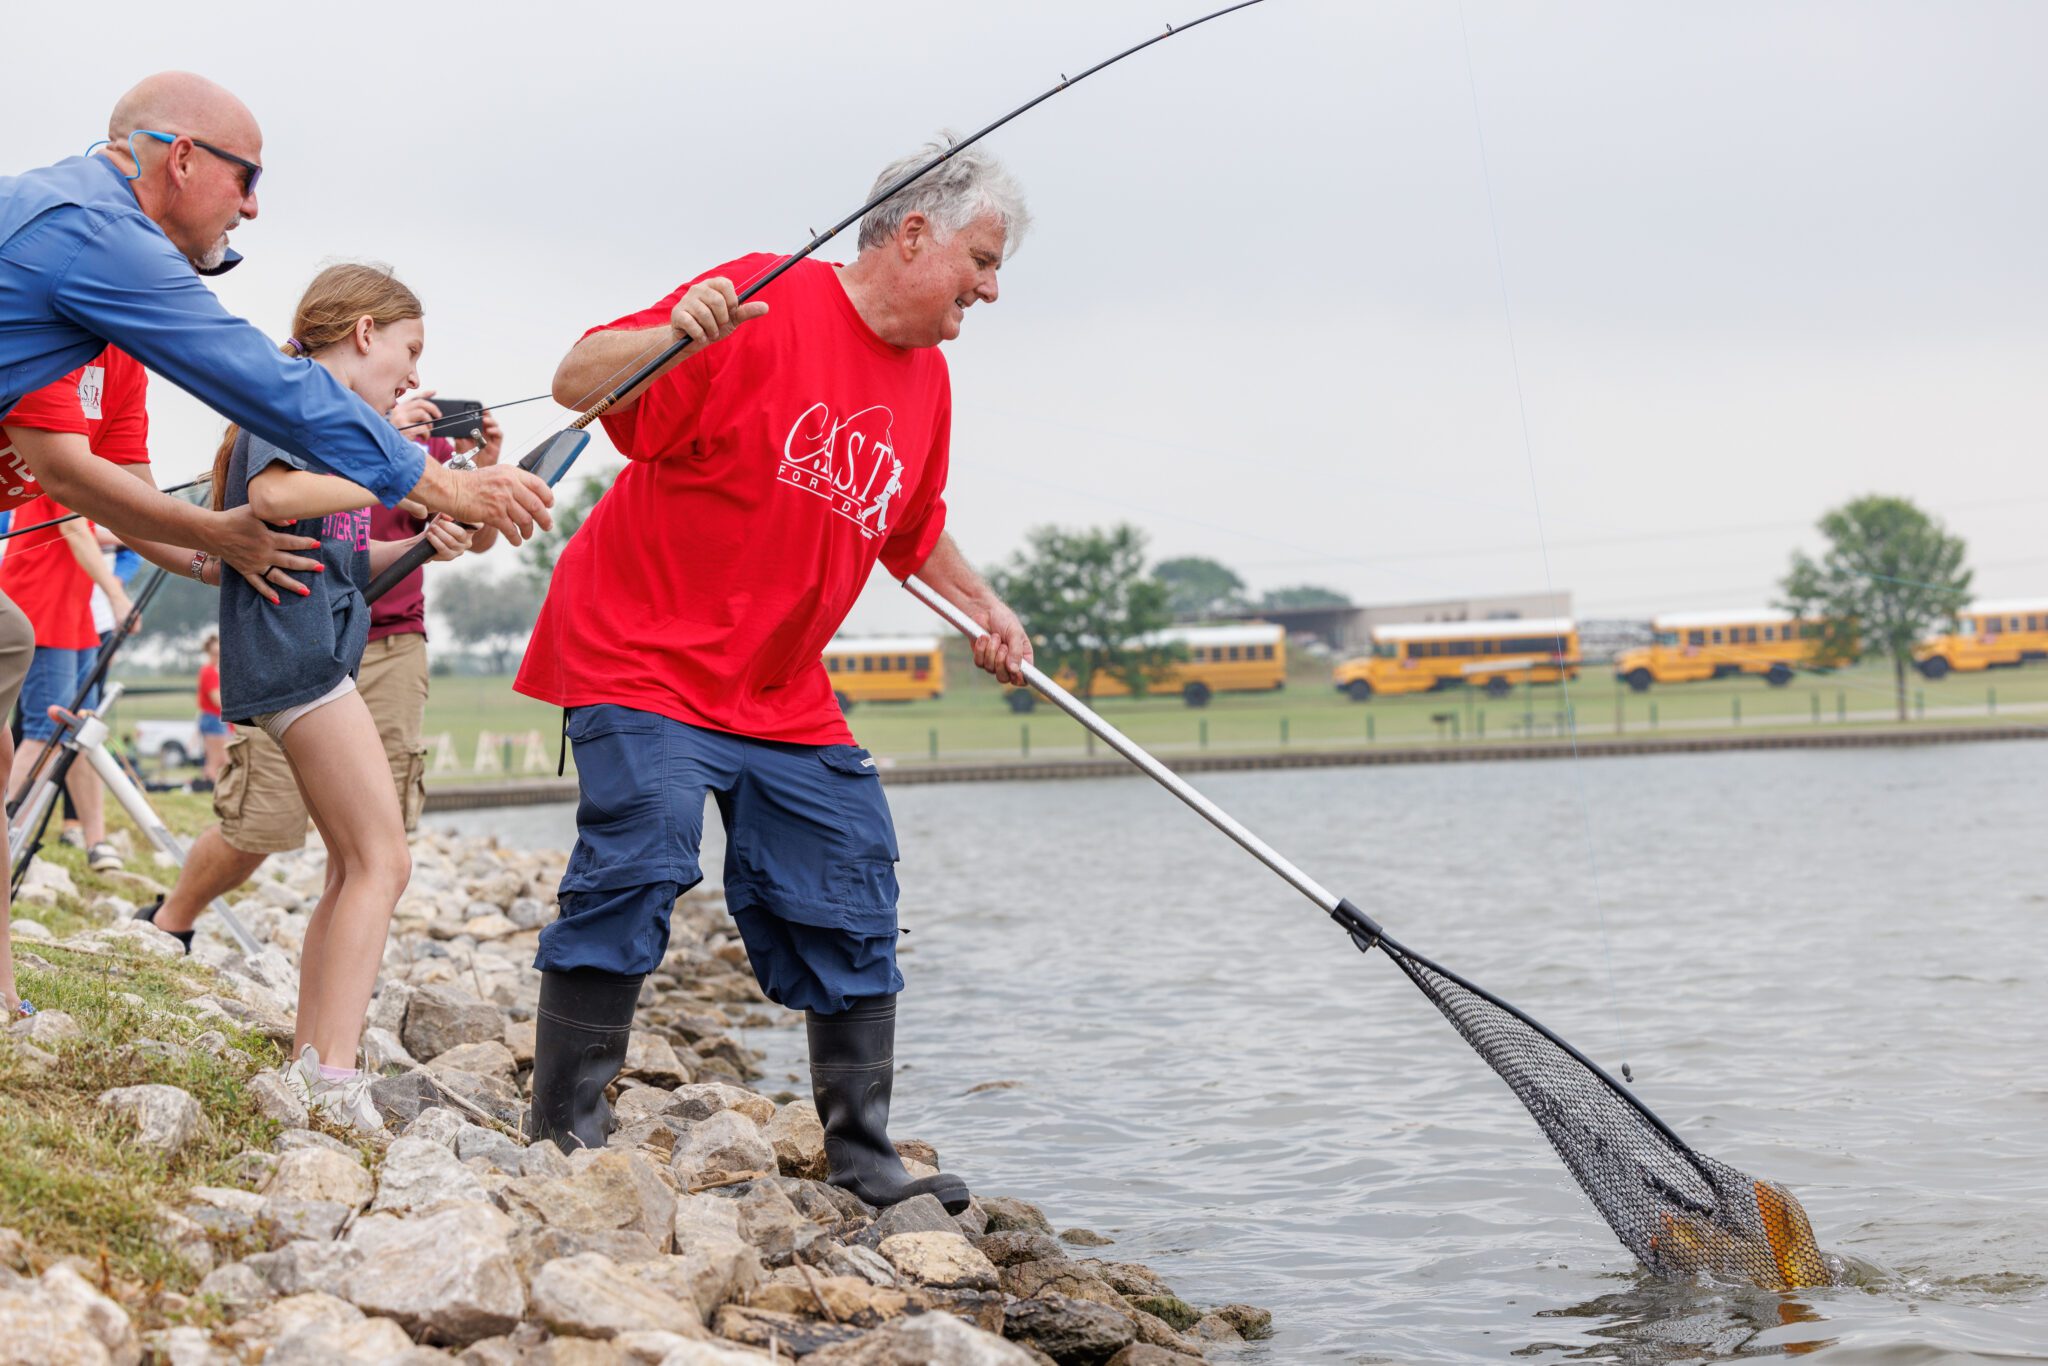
[1355,906,1835,1289]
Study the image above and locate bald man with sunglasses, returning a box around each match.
[0,71,554,592]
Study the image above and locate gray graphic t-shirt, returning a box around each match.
[216,429,372,722]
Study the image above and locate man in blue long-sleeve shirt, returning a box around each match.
[1,71,553,596]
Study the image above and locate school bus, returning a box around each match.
[1614,609,1833,692]
[1914,599,2048,679]
[822,636,944,710]
[1006,622,1287,713]
[1333,618,1579,700]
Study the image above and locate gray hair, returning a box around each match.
[856,131,1031,259]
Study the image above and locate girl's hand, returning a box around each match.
[423,518,473,562]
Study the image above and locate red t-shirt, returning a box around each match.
[516,255,951,744]
[0,347,150,511]
[368,436,454,642]
[0,349,150,649]
[197,662,221,717]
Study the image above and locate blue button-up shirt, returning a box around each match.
[0,155,423,506]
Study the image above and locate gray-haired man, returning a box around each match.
[518,137,1035,1210]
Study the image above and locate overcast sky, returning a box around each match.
[8,1,2045,633]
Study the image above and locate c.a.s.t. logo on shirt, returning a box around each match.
[777,401,906,540]
[76,366,105,421]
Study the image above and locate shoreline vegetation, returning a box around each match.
[0,794,1268,1363]
[104,657,2048,788]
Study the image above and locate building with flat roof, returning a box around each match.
[1252,591,1574,653]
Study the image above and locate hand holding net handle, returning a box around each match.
[902,576,1376,945]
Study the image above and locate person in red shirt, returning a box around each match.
[0,346,227,1013]
[196,633,226,781]
[519,137,1035,1210]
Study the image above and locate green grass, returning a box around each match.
[0,786,352,1314]
[103,653,2048,776]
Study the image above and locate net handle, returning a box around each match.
[904,576,1342,914]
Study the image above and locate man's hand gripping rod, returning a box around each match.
[901,576,1385,952]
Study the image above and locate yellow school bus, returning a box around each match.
[1333,619,1579,700]
[1914,599,2048,679]
[823,636,944,710]
[1007,622,1287,712]
[1614,609,1832,692]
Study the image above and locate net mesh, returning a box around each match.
[1385,942,1833,1289]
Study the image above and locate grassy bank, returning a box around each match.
[106,654,2048,778]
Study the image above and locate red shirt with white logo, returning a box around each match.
[516,254,951,745]
[0,347,150,511]
[0,348,149,649]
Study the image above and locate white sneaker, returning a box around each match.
[282,1044,384,1133]
[282,1045,318,1109]
[311,1070,385,1134]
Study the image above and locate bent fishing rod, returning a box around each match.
[363,0,1268,605]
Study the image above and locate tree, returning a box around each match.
[1779,494,1970,722]
[989,524,1179,698]
[525,474,609,586]
[1153,556,1247,620]
[1260,584,1351,611]
[435,566,545,674]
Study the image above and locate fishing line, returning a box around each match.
[1457,1,1634,1078]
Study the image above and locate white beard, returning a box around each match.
[194,216,244,271]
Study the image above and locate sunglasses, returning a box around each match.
[133,130,263,195]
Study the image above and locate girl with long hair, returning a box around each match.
[214,262,468,1130]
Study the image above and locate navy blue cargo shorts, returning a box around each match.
[534,704,905,1014]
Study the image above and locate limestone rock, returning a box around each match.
[0,1263,140,1366]
[1059,1228,1114,1248]
[805,1311,1041,1365]
[222,1291,362,1353]
[368,1069,453,1128]
[372,1135,488,1214]
[258,1198,351,1244]
[500,1149,676,1252]
[975,1231,1068,1268]
[1189,1313,1242,1342]
[427,1038,517,1082]
[244,1239,365,1297]
[624,1032,690,1086]
[95,1084,205,1157]
[712,1305,865,1355]
[876,1232,999,1291]
[766,1100,826,1179]
[746,1275,907,1326]
[248,1071,310,1128]
[342,1204,525,1344]
[865,1193,956,1245]
[265,1313,416,1364]
[650,1343,788,1366]
[721,1180,821,1266]
[400,1106,468,1149]
[1001,1259,1127,1311]
[264,1145,374,1210]
[1002,1294,1137,1366]
[671,1110,776,1185]
[503,1018,537,1064]
[667,1082,775,1126]
[530,1252,708,1340]
[1210,1302,1271,1339]
[361,1026,417,1073]
[456,1123,525,1174]
[979,1197,1053,1236]
[431,1068,525,1126]
[511,1225,661,1287]
[1104,1347,1205,1366]
[194,1261,272,1316]
[401,984,505,1061]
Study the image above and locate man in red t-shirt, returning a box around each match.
[517,139,1034,1209]
[0,346,224,1011]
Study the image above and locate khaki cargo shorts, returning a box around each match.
[215,632,432,853]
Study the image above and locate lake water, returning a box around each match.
[431,742,2048,1363]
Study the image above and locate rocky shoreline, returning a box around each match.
[0,826,1269,1364]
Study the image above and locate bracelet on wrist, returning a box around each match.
[188,549,208,579]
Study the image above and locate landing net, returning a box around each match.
[1381,934,1833,1289]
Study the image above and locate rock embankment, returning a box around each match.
[0,827,1270,1364]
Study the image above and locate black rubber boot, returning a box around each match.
[133,896,193,955]
[526,967,643,1153]
[807,994,970,1214]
